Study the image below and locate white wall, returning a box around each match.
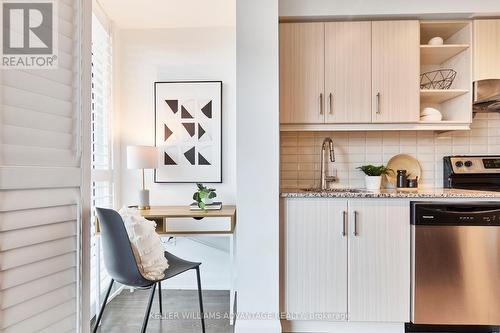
[279,0,500,18]
[115,27,236,289]
[117,27,236,206]
[235,0,281,332]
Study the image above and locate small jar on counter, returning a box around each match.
[396,170,407,188]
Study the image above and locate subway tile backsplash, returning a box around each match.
[280,113,500,190]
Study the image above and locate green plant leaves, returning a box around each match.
[193,183,217,210]
[356,165,393,177]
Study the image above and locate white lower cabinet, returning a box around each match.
[283,198,410,323]
[284,198,348,320]
[348,199,410,322]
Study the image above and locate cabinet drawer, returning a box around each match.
[165,216,232,233]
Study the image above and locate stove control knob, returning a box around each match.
[455,161,464,168]
[464,160,473,168]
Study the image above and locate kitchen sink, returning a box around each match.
[301,188,366,193]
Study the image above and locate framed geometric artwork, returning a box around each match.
[154,81,222,183]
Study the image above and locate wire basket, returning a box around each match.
[420,69,457,90]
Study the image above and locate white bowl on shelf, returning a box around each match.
[428,36,444,45]
[420,114,443,122]
[421,107,442,117]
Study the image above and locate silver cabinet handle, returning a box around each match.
[353,211,359,236]
[342,211,347,237]
[319,93,324,115]
[376,92,381,114]
[329,92,333,114]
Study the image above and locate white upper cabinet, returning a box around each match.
[348,199,411,322]
[283,198,348,319]
[372,21,420,123]
[280,23,325,124]
[474,19,500,81]
[325,22,372,123]
[280,20,425,128]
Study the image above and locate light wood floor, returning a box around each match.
[94,289,232,333]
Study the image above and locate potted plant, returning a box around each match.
[193,183,217,210]
[356,165,392,191]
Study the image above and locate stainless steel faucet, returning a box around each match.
[320,137,337,190]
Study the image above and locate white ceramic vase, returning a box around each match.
[365,175,382,191]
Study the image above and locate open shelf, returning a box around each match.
[420,44,469,65]
[420,21,469,44]
[280,122,471,132]
[420,89,468,104]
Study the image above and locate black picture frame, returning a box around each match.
[153,80,223,183]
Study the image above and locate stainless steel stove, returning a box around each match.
[444,155,500,191]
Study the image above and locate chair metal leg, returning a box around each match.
[92,279,114,333]
[195,267,206,333]
[141,283,156,333]
[158,281,163,314]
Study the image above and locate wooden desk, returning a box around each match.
[139,205,236,235]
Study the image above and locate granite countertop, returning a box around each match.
[281,188,500,199]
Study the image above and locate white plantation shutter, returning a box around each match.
[90,12,114,317]
[0,0,91,332]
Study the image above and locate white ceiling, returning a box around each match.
[97,0,235,29]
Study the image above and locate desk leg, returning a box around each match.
[229,233,236,325]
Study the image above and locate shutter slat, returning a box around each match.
[1,268,76,309]
[0,167,80,189]
[3,125,74,149]
[38,314,76,333]
[55,49,73,70]
[3,105,73,134]
[59,32,74,55]
[1,144,77,166]
[4,300,76,333]
[59,1,73,21]
[3,71,72,101]
[21,67,73,85]
[2,85,72,116]
[0,205,77,231]
[2,286,76,329]
[0,236,76,270]
[0,253,76,289]
[58,17,74,39]
[62,0,74,8]
[0,220,76,251]
[0,188,78,211]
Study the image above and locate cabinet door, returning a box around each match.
[372,21,420,123]
[280,23,325,124]
[348,199,410,322]
[325,22,372,123]
[474,19,500,81]
[284,198,348,320]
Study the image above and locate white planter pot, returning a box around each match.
[365,175,382,191]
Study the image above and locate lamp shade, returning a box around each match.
[127,145,158,169]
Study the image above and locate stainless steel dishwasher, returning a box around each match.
[411,202,500,326]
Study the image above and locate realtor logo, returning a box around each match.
[2,0,58,68]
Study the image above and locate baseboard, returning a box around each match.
[234,319,282,333]
[281,320,405,333]
[406,323,500,333]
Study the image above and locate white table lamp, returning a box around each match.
[127,145,158,210]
